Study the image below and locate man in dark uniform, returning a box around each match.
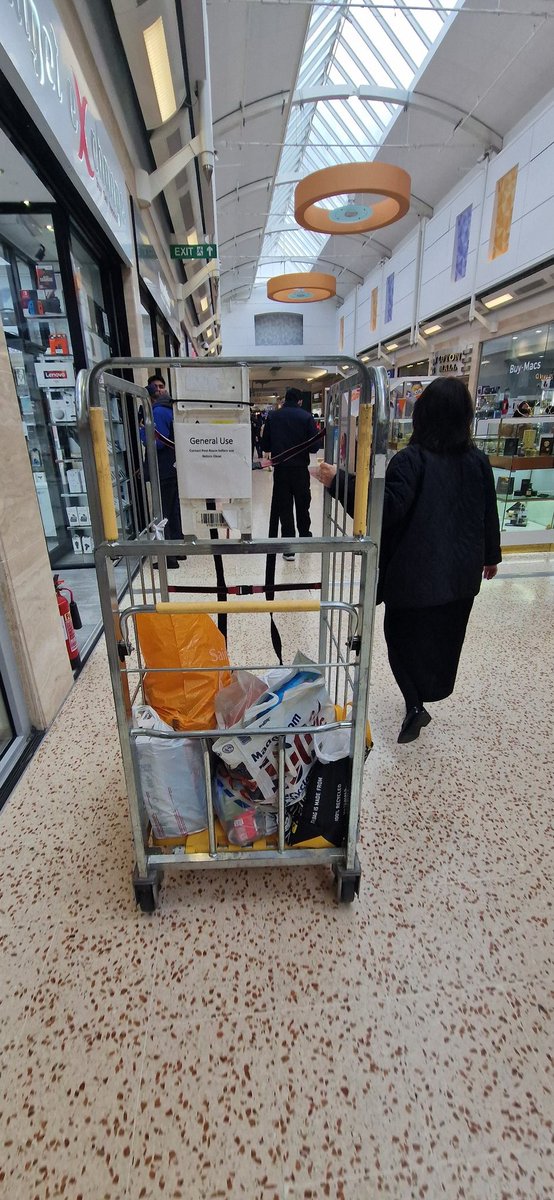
[261,388,320,559]
[143,376,185,569]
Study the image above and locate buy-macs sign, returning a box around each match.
[1,0,133,263]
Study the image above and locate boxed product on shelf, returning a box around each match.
[72,534,82,554]
[81,535,94,554]
[47,390,76,423]
[67,506,79,526]
[77,505,90,526]
[66,468,86,493]
[48,332,69,356]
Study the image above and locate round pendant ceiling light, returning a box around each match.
[267,272,336,302]
[295,163,411,235]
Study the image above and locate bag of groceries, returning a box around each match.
[286,756,351,847]
[136,612,230,731]
[133,704,207,840]
[213,666,335,807]
[213,763,277,846]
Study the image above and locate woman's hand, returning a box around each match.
[483,564,498,580]
[314,462,337,487]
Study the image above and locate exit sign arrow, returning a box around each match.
[170,243,218,261]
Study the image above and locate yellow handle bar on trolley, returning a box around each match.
[353,402,373,537]
[90,406,118,541]
[155,599,320,615]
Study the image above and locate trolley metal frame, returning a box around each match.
[76,357,389,908]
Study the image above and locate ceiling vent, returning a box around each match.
[514,278,547,297]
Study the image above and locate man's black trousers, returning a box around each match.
[271,464,312,538]
[160,474,183,540]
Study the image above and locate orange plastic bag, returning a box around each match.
[136,613,230,731]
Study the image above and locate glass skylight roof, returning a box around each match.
[255,0,459,285]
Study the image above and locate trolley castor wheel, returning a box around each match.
[333,857,361,904]
[133,865,162,913]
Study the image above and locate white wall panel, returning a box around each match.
[221,290,339,357]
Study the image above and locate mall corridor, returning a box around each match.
[0,524,552,1200]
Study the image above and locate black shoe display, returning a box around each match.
[397,706,432,744]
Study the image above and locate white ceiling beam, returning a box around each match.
[136,80,215,206]
[213,92,289,138]
[179,258,219,300]
[221,225,393,259]
[293,85,503,151]
[220,256,364,283]
[213,88,502,153]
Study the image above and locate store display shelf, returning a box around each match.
[66,523,92,529]
[499,495,554,503]
[26,312,69,321]
[61,491,87,497]
[490,455,554,470]
[502,519,552,531]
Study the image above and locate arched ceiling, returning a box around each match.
[208,0,554,306]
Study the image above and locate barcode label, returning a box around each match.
[200,511,225,526]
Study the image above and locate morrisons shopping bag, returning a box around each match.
[136,612,230,731]
[133,704,208,840]
[286,756,351,847]
[213,666,335,806]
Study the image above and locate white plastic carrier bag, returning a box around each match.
[133,704,208,840]
[212,667,335,806]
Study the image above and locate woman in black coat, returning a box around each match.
[317,377,502,743]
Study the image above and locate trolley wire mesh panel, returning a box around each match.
[76,357,389,909]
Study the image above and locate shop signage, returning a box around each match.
[506,352,554,387]
[35,359,75,387]
[1,0,132,263]
[431,347,473,375]
[509,357,546,375]
[170,243,217,261]
[134,205,180,336]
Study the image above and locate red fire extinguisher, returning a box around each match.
[54,575,82,670]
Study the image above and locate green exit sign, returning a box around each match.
[170,243,217,260]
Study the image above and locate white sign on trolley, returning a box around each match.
[177,424,252,502]
[1,0,133,263]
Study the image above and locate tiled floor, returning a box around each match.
[0,473,552,1200]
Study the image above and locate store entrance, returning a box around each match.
[0,212,73,565]
[0,129,134,667]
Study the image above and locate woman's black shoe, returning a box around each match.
[397,706,431,744]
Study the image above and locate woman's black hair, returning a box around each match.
[410,376,474,453]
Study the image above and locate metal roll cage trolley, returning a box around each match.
[76,357,390,909]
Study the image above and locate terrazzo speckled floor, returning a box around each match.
[0,473,552,1200]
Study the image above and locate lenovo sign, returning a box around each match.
[2,0,132,262]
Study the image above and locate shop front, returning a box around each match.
[0,0,149,793]
[475,324,554,548]
[0,1,136,576]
